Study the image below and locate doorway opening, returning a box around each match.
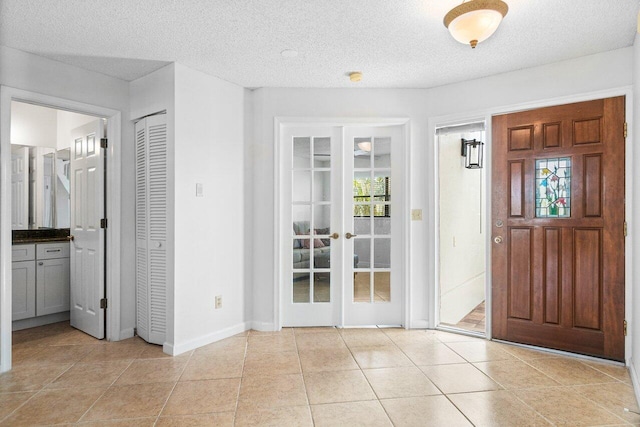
[436,121,487,335]
[1,87,122,373]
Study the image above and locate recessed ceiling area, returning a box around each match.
[0,0,638,88]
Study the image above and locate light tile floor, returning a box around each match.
[0,322,637,426]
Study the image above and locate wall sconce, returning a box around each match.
[461,138,484,169]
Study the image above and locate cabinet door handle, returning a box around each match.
[46,249,61,253]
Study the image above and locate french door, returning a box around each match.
[281,124,404,327]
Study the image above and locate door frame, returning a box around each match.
[274,117,411,330]
[427,86,633,362]
[0,86,122,372]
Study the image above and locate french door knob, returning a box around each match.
[330,232,339,239]
[345,232,357,239]
[494,236,503,244]
[67,235,75,241]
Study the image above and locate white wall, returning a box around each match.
[56,110,95,150]
[10,101,57,148]
[172,63,246,353]
[0,46,133,371]
[438,131,485,325]
[248,46,634,330]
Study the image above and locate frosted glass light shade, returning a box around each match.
[444,0,509,48]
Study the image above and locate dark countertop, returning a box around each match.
[12,228,70,244]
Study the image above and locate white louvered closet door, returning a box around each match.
[135,114,168,345]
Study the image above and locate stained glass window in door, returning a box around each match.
[535,157,571,218]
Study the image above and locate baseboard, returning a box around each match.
[168,322,251,356]
[118,328,135,341]
[629,358,640,408]
[250,321,276,332]
[12,312,70,331]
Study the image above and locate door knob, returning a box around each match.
[154,242,162,248]
[494,236,503,244]
[67,235,75,241]
[495,220,504,228]
[345,232,357,239]
[330,232,339,239]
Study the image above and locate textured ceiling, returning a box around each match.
[0,0,638,88]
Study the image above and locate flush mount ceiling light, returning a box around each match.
[444,0,509,49]
[349,71,363,82]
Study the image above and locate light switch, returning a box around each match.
[196,183,204,197]
[411,209,422,221]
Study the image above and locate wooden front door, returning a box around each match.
[491,97,625,361]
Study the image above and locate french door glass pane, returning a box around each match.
[293,273,310,303]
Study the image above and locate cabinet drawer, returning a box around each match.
[12,244,35,262]
[37,242,70,260]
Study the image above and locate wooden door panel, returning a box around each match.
[492,96,625,361]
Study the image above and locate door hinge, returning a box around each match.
[100,298,108,309]
[624,122,628,138]
[100,218,108,229]
[100,138,108,149]
[624,320,628,336]
[624,221,628,237]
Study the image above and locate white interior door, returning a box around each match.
[70,119,105,339]
[11,147,29,229]
[343,126,403,326]
[281,124,404,327]
[282,126,343,326]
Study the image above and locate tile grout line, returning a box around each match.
[151,346,197,427]
[292,328,315,427]
[231,331,250,427]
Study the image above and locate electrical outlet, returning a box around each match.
[411,209,423,221]
[215,295,222,309]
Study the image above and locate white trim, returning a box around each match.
[496,339,626,366]
[250,321,276,332]
[630,358,640,408]
[427,86,633,357]
[0,86,123,373]
[165,321,250,355]
[273,117,411,330]
[119,327,135,340]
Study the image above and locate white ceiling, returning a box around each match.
[1,0,638,88]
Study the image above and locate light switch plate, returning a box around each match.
[411,209,423,221]
[196,183,204,197]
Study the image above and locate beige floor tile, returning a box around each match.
[381,395,472,427]
[363,367,441,399]
[582,360,632,383]
[249,328,294,336]
[293,327,339,334]
[47,360,131,389]
[11,344,46,366]
[115,358,187,385]
[298,348,359,373]
[16,343,96,365]
[433,331,483,343]
[192,336,247,357]
[295,332,346,351]
[497,344,558,361]
[350,346,413,369]
[400,342,467,365]
[180,353,244,380]
[514,386,627,426]
[573,382,640,424]
[137,345,190,360]
[243,351,301,376]
[80,343,146,363]
[162,378,240,415]
[2,386,105,426]
[235,405,313,427]
[341,329,394,347]
[384,331,440,347]
[76,418,156,426]
[81,382,174,421]
[445,341,516,363]
[45,329,106,346]
[420,363,501,394]
[0,362,72,392]
[156,413,235,426]
[247,334,297,353]
[311,400,392,427]
[304,370,376,404]
[474,360,560,389]
[449,390,552,426]
[238,374,308,408]
[0,391,35,419]
[527,357,619,385]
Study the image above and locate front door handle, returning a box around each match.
[346,232,357,239]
